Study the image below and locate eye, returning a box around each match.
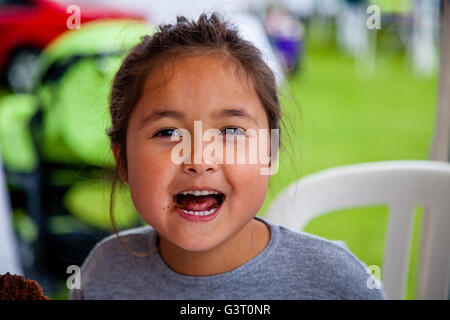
[220,127,247,136]
[153,128,182,138]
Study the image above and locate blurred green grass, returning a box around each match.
[260,27,437,300]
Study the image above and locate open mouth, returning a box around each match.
[174,190,225,216]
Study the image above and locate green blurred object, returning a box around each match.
[0,19,154,233]
[35,19,156,167]
[0,19,155,170]
[12,208,38,243]
[56,57,121,167]
[0,94,39,172]
[63,180,140,231]
[42,19,150,66]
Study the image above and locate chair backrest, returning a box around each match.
[264,160,450,299]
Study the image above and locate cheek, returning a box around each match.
[225,164,269,209]
[126,142,175,213]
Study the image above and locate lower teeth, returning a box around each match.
[181,207,217,216]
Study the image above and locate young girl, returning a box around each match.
[70,13,387,300]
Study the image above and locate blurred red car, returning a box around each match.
[0,0,145,92]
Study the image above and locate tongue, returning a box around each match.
[178,195,218,211]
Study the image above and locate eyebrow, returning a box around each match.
[137,106,259,130]
[219,107,259,126]
[138,109,184,130]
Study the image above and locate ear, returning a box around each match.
[111,143,129,184]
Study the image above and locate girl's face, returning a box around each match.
[113,54,271,252]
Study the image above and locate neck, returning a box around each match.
[158,218,270,276]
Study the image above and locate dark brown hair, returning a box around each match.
[107,13,283,257]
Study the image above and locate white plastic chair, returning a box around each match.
[264,160,450,300]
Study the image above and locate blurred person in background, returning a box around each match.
[409,0,439,76]
[264,4,305,73]
[337,0,369,57]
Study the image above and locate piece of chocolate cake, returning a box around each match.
[0,272,51,300]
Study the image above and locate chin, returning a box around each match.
[174,236,222,252]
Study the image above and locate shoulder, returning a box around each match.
[265,219,387,299]
[69,225,157,300]
[84,225,156,265]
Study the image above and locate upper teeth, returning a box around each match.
[180,190,219,196]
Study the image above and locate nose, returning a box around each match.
[183,162,218,176]
[180,123,220,175]
[182,141,219,175]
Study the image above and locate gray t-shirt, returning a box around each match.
[69,216,387,300]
